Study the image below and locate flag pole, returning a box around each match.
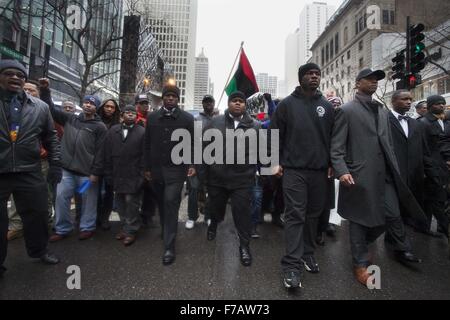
[218,41,244,108]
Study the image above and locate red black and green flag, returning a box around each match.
[225,49,259,98]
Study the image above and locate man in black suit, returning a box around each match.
[144,85,196,266]
[419,95,450,239]
[388,90,440,236]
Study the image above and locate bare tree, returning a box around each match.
[41,0,124,104]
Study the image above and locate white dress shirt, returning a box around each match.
[392,110,409,137]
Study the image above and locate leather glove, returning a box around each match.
[47,166,62,185]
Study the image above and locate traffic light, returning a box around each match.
[392,50,406,80]
[408,23,426,75]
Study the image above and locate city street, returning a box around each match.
[1,197,449,300]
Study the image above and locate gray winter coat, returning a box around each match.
[331,93,427,228]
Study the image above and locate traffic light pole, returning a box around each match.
[406,16,411,76]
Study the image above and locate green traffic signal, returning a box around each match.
[415,42,425,53]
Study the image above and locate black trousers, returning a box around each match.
[424,178,449,234]
[0,171,49,267]
[152,180,184,251]
[97,177,114,224]
[208,185,252,248]
[317,178,336,233]
[141,180,157,221]
[281,169,328,273]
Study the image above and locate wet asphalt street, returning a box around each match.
[1,196,450,301]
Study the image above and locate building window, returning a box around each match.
[347,50,351,60]
[359,40,363,51]
[383,10,395,25]
[336,60,339,68]
[326,43,329,62]
[321,47,325,66]
[359,58,364,68]
[348,82,352,93]
[330,39,334,58]
[344,26,348,45]
[347,66,351,75]
[335,33,339,54]
[341,55,344,64]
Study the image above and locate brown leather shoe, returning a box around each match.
[123,235,136,246]
[115,231,127,241]
[353,267,370,286]
[49,233,68,243]
[79,231,94,240]
[7,229,23,241]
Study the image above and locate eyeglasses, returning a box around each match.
[1,71,26,80]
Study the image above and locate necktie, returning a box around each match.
[398,115,409,121]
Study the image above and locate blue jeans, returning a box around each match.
[251,178,263,226]
[55,169,98,234]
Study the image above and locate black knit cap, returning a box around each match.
[0,59,28,80]
[228,91,246,103]
[162,85,180,99]
[123,105,137,113]
[298,63,321,82]
[427,95,446,109]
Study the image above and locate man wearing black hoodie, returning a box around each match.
[271,63,334,289]
[97,99,121,230]
[49,95,107,242]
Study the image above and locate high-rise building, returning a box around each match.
[285,2,335,93]
[139,0,198,108]
[194,48,209,110]
[256,73,278,97]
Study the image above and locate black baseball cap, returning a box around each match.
[356,68,386,81]
[202,95,215,103]
[135,94,149,104]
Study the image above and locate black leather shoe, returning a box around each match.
[162,250,175,266]
[316,233,325,246]
[326,224,337,237]
[207,225,217,241]
[40,252,60,265]
[239,247,252,267]
[395,251,422,263]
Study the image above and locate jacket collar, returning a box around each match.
[291,86,323,100]
[158,106,181,119]
[224,110,254,128]
[424,111,443,122]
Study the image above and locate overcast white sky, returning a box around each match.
[196,0,344,107]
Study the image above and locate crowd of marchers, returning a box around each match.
[1,58,450,291]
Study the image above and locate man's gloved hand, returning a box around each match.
[263,93,272,102]
[47,166,62,185]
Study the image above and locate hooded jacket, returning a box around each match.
[49,103,107,176]
[270,87,334,171]
[98,99,121,129]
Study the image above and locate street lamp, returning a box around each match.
[167,78,176,86]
